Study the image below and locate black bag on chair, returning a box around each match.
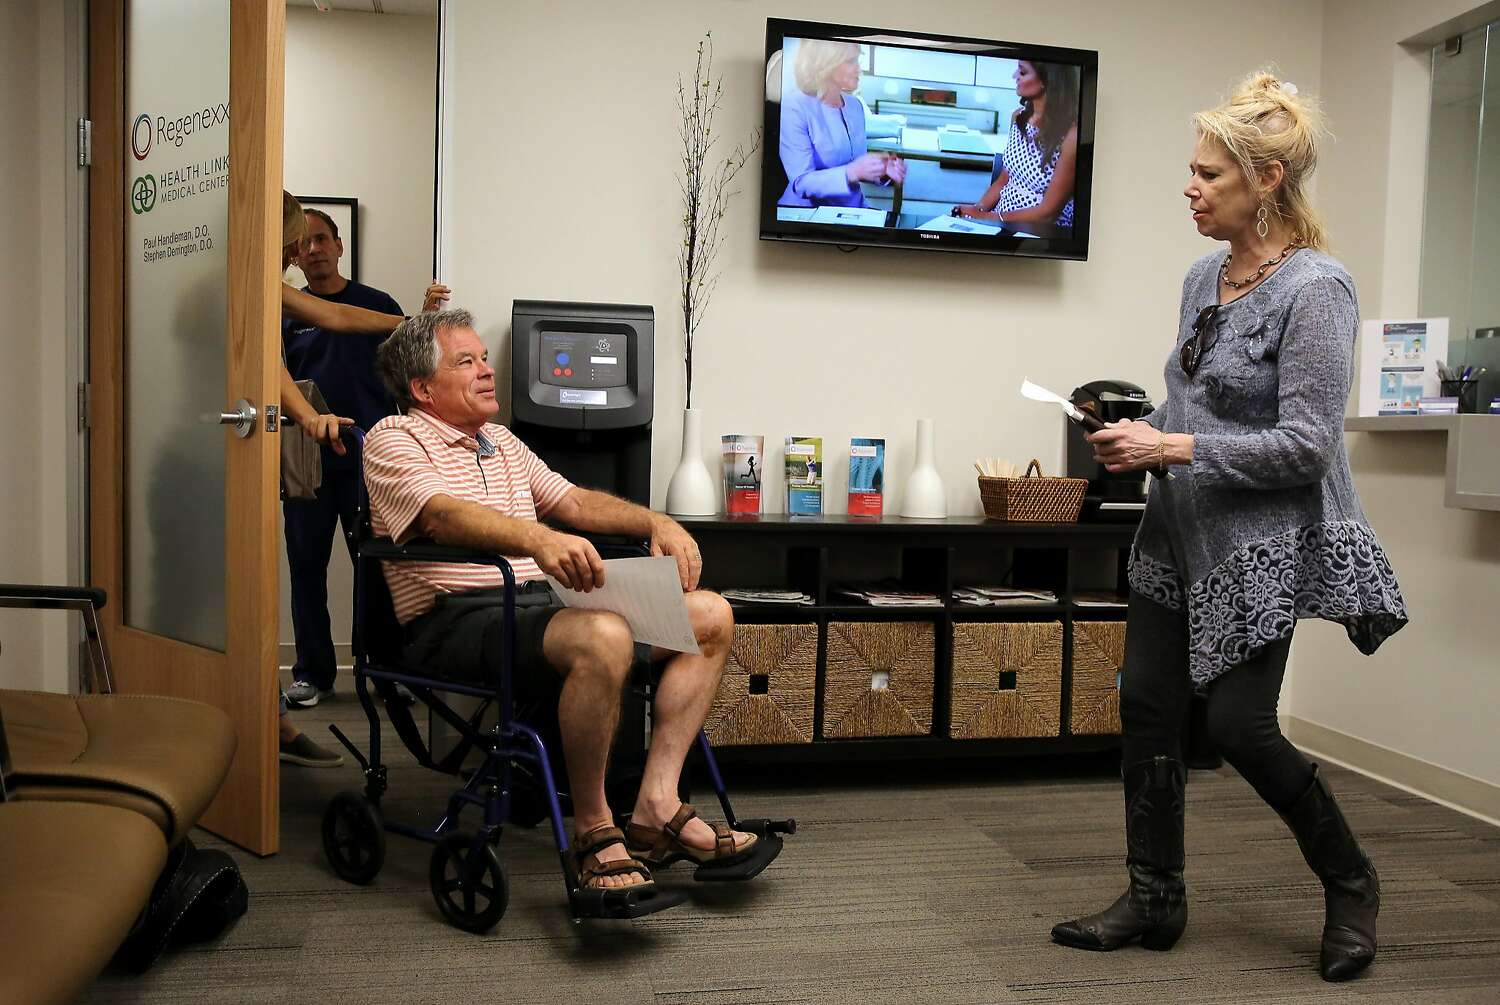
[114,837,249,973]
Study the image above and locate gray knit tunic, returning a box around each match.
[1129,248,1408,687]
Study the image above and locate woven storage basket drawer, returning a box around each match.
[949,622,1063,738]
[1070,620,1126,735]
[701,623,817,746]
[822,621,934,738]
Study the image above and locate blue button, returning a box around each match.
[556,352,570,366]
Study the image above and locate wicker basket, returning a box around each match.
[1070,620,1126,735]
[950,622,1063,738]
[822,622,934,738]
[979,460,1086,523]
[701,623,817,746]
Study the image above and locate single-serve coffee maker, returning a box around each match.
[1065,379,1155,521]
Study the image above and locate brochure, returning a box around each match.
[785,436,824,515]
[721,434,763,515]
[1357,318,1449,416]
[848,437,885,517]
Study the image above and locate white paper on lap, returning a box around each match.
[544,556,701,655]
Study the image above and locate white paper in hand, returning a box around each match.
[543,556,701,655]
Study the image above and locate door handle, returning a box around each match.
[215,398,257,438]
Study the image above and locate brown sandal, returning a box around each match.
[624,804,759,869]
[574,824,658,899]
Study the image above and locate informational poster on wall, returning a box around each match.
[1357,318,1449,417]
[123,0,232,650]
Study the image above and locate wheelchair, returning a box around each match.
[319,429,794,932]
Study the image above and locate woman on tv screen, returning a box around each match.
[956,60,1080,230]
[777,39,906,208]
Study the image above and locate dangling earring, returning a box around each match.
[1256,203,1269,239]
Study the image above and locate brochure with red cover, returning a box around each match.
[721,434,763,514]
[847,437,885,516]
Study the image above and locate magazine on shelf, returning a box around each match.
[834,584,942,607]
[785,436,824,515]
[1072,591,1128,608]
[721,434,764,515]
[720,588,816,606]
[847,437,885,517]
[953,586,1058,607]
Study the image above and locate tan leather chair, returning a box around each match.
[0,801,167,1005]
[0,585,236,848]
[0,690,235,848]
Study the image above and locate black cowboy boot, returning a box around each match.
[1052,755,1187,951]
[1278,764,1379,981]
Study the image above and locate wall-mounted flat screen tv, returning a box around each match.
[760,18,1099,261]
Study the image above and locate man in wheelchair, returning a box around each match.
[365,310,758,904]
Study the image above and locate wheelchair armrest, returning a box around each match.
[579,533,649,560]
[359,537,515,570]
[0,584,107,612]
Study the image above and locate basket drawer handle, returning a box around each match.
[1024,459,1043,478]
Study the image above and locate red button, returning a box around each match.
[553,367,562,376]
[563,368,573,377]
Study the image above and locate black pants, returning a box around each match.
[1118,591,1313,811]
[283,467,359,690]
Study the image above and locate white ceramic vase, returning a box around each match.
[900,417,948,519]
[665,407,718,516]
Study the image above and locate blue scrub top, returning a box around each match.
[282,279,402,472]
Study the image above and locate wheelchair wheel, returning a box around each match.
[429,833,508,933]
[322,790,385,885]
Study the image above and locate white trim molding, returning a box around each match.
[1286,715,1500,828]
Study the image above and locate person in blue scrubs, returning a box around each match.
[778,39,906,207]
[281,208,447,709]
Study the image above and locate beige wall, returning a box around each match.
[284,8,438,314]
[440,0,1326,515]
[0,0,74,693]
[1292,0,1500,801]
[279,8,438,659]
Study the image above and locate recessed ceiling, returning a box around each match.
[286,0,438,16]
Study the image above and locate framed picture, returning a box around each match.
[285,195,359,289]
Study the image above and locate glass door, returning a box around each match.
[90,0,287,854]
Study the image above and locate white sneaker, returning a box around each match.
[285,679,334,708]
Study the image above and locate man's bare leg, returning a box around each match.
[631,591,753,852]
[541,608,638,888]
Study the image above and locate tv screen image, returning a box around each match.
[760,18,1098,260]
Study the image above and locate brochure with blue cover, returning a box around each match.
[848,437,885,516]
[785,436,823,515]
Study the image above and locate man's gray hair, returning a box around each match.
[376,308,475,411]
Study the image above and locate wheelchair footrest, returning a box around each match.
[692,833,783,883]
[569,886,685,920]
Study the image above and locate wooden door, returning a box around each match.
[89,0,285,854]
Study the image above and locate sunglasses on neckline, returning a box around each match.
[1180,304,1222,377]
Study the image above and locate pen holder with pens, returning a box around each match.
[1440,379,1481,413]
[978,460,1086,524]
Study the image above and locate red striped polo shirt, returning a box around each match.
[363,408,574,623]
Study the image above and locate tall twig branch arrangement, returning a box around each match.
[677,33,761,410]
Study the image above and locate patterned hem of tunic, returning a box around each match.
[1133,522,1409,688]
[1127,545,1184,612]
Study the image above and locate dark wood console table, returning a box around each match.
[679,514,1141,764]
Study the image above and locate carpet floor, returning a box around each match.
[81,682,1500,1004]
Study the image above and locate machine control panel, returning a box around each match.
[539,332,627,403]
